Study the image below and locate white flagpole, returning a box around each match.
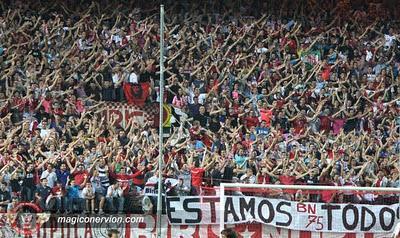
[156,4,165,238]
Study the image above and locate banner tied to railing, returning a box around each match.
[166,196,400,233]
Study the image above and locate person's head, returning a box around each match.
[378,171,385,179]
[107,229,120,238]
[221,228,238,238]
[246,168,253,176]
[311,169,319,177]
[47,163,53,172]
[85,182,92,189]
[177,178,184,186]
[77,164,85,172]
[69,179,75,186]
[56,180,62,187]
[118,130,126,138]
[59,162,67,171]
[199,106,205,114]
[41,178,48,186]
[0,182,6,191]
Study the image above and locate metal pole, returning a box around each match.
[220,183,400,192]
[219,183,225,236]
[156,4,164,238]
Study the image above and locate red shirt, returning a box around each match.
[189,126,201,140]
[321,66,331,81]
[244,116,259,128]
[260,109,273,127]
[279,175,296,185]
[293,118,307,134]
[12,97,26,112]
[320,183,335,202]
[109,170,145,194]
[279,175,297,194]
[319,116,331,132]
[72,170,89,186]
[191,168,205,187]
[257,175,270,184]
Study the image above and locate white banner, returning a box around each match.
[0,214,393,238]
[100,102,159,128]
[166,196,400,233]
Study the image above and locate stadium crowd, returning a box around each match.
[0,0,400,214]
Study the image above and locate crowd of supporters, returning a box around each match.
[0,0,400,214]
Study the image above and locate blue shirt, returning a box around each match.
[56,169,70,187]
[67,185,81,199]
[234,155,247,168]
[195,140,205,150]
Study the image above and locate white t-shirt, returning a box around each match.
[256,47,268,54]
[106,186,123,198]
[82,187,96,198]
[129,72,138,84]
[384,34,396,48]
[111,34,122,45]
[40,129,52,139]
[112,73,122,86]
[189,93,207,105]
[366,50,373,62]
[40,170,57,188]
[240,174,256,184]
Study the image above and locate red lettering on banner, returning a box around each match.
[264,227,299,238]
[50,216,57,238]
[171,224,197,238]
[125,110,144,124]
[296,203,316,214]
[299,230,311,238]
[125,214,131,238]
[206,225,219,238]
[84,223,92,238]
[101,103,159,129]
[234,223,262,238]
[108,109,123,127]
[343,234,356,238]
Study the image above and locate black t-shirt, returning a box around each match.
[274,117,290,132]
[209,122,221,133]
[10,178,21,192]
[187,103,200,117]
[0,189,11,203]
[305,175,320,202]
[32,48,42,59]
[167,84,179,103]
[344,118,358,133]
[305,176,319,185]
[102,87,115,101]
[211,169,222,186]
[194,112,209,127]
[101,66,113,82]
[85,85,101,101]
[24,171,35,188]
[222,166,234,182]
[118,136,130,146]
[140,71,155,83]
[35,185,51,199]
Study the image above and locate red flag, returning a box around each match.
[123,82,150,106]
